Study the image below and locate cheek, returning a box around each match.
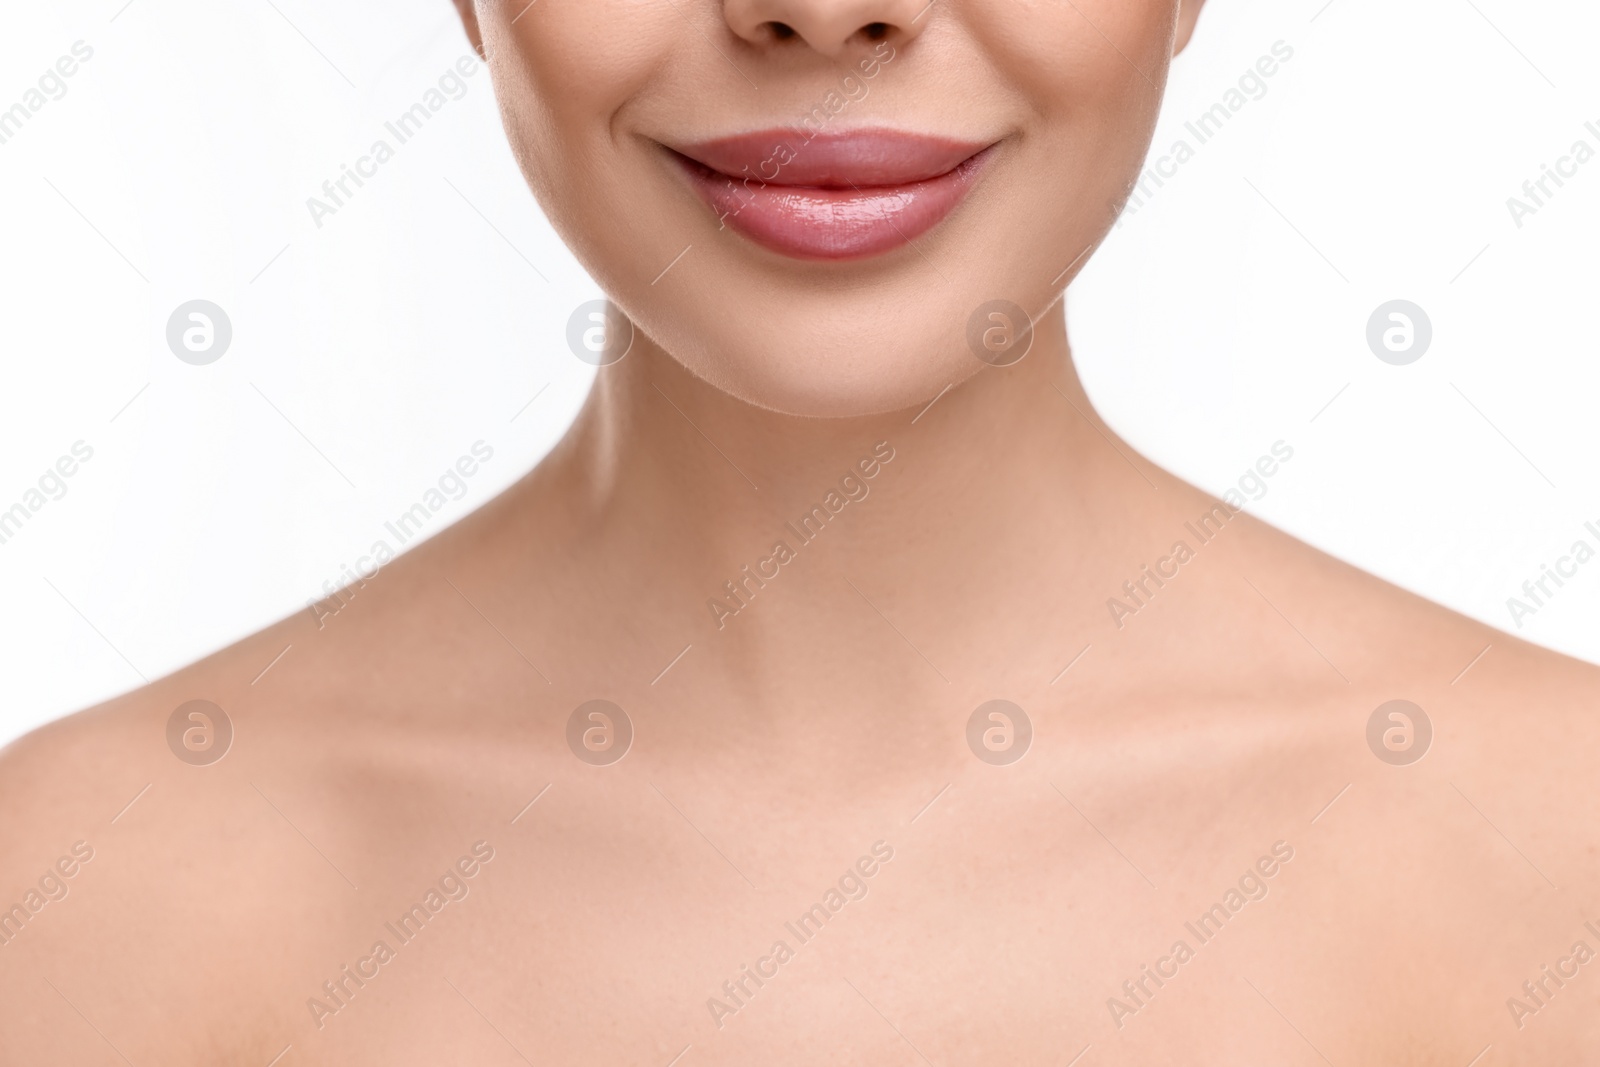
[484,0,728,333]
[994,0,1177,88]
[981,1,1174,157]
[974,0,1172,180]
[492,0,675,91]
[485,1,674,199]
[978,2,1174,262]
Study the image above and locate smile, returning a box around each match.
[668,129,995,261]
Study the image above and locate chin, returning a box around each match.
[705,339,980,418]
[624,282,987,418]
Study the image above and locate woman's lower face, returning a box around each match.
[459,0,1189,415]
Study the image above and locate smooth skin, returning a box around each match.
[3,1,1599,1064]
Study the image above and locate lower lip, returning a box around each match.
[672,147,993,261]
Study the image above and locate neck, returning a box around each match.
[527,303,1191,701]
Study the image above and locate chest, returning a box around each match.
[263,777,1556,1067]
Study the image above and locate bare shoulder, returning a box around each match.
[1231,508,1600,855]
[0,651,223,875]
[1225,504,1596,684]
[1200,515,1600,1058]
[0,600,321,837]
[0,584,477,1064]
[0,615,327,1060]
[0,521,551,1063]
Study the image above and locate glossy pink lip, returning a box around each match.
[669,130,994,261]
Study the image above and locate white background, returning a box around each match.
[1,0,1596,747]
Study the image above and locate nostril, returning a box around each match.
[765,21,798,40]
[861,22,889,40]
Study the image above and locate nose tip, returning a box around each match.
[724,0,928,58]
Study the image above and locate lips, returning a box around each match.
[668,130,994,261]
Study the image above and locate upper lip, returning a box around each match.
[669,128,994,188]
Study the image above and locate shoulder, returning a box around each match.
[1223,504,1599,691]
[0,675,178,864]
[1214,518,1600,1057]
[1230,508,1600,836]
[0,601,492,1065]
[0,613,373,1063]
[0,610,319,911]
